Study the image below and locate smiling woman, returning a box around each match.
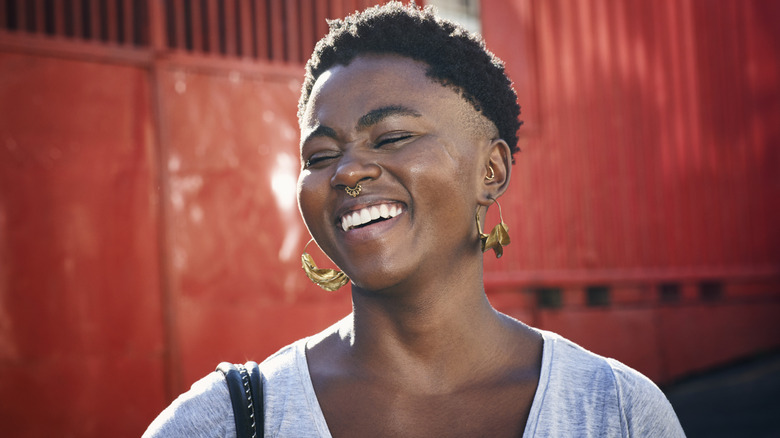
[143,3,685,437]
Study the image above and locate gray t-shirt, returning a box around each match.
[143,330,684,437]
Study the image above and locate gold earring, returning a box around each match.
[486,165,495,181]
[476,200,511,258]
[301,239,349,291]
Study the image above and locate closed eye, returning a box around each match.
[304,153,339,168]
[375,134,414,148]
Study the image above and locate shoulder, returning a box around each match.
[604,357,686,437]
[258,337,304,377]
[258,338,314,405]
[142,339,308,438]
[142,372,233,438]
[531,331,685,437]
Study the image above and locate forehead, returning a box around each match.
[302,54,474,129]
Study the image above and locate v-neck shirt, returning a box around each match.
[143,330,684,437]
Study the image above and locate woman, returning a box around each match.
[145,3,684,437]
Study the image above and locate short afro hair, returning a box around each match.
[299,2,522,161]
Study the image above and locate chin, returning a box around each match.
[347,265,423,296]
[347,269,403,294]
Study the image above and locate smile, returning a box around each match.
[340,202,404,232]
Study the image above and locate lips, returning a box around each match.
[339,202,404,232]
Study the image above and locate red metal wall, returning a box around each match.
[0,51,165,436]
[481,0,780,381]
[483,0,780,274]
[1,0,779,436]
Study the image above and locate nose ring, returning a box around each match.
[345,183,362,197]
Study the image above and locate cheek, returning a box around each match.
[400,140,475,198]
[401,143,479,236]
[297,172,328,229]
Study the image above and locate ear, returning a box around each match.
[478,138,512,206]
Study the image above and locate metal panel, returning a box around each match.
[253,0,270,59]
[481,0,780,379]
[0,52,165,437]
[482,0,780,277]
[224,0,237,56]
[285,0,301,62]
[171,0,185,50]
[123,0,135,45]
[106,0,118,42]
[0,0,384,62]
[268,0,285,61]
[239,0,253,58]
[205,0,219,54]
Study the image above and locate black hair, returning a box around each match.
[299,2,522,160]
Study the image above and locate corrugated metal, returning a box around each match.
[481,0,780,381]
[482,0,780,279]
[0,0,372,63]
[0,0,148,46]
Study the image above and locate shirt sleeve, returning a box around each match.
[142,372,236,438]
[608,359,686,437]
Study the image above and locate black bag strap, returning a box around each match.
[217,362,264,438]
[245,361,265,434]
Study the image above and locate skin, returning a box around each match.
[297,54,542,437]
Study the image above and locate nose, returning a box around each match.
[330,149,381,190]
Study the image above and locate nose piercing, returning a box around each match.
[345,183,362,197]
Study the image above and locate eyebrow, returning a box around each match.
[302,125,338,146]
[356,105,422,130]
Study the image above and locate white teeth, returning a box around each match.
[340,203,403,231]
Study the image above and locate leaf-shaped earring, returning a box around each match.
[476,200,511,258]
[301,239,349,291]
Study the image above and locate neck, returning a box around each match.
[342,260,510,388]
